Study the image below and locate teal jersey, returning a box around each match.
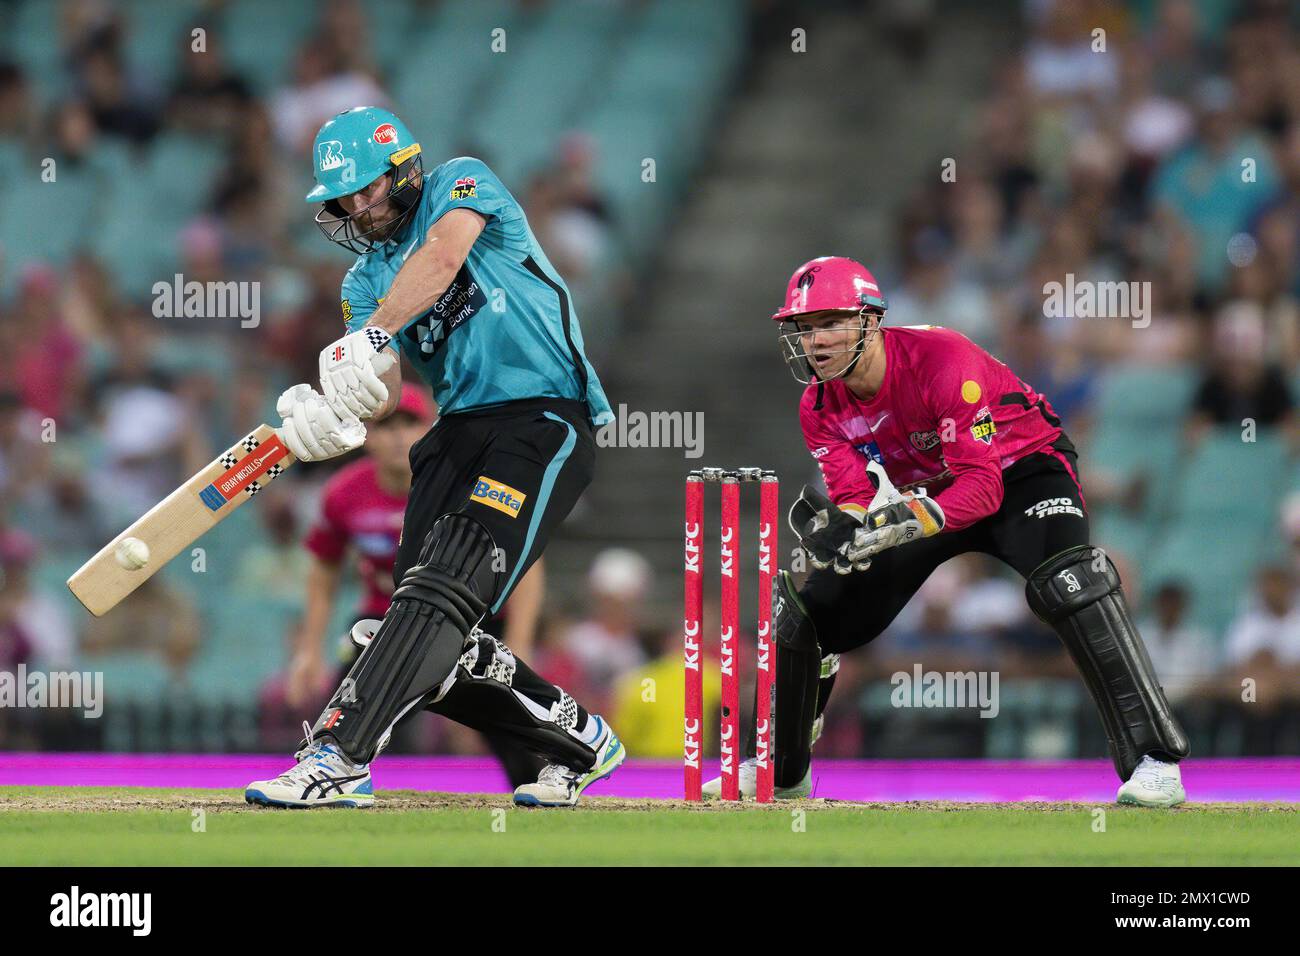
[339,156,613,424]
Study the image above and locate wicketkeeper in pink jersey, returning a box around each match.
[703,256,1189,807]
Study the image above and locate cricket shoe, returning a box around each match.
[1116,755,1186,808]
[701,756,812,800]
[245,723,374,808]
[513,715,626,807]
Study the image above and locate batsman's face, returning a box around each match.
[339,172,402,240]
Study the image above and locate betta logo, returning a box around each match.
[373,123,397,145]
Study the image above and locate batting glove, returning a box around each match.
[845,491,945,562]
[319,327,397,421]
[277,384,366,462]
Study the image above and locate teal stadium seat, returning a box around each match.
[122,0,208,92]
[464,1,628,185]
[219,0,321,93]
[391,0,528,155]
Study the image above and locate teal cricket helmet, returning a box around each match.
[307,106,424,254]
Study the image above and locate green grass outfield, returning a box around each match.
[1,788,1296,865]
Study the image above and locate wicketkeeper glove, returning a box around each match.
[319,327,397,421]
[844,491,945,563]
[788,485,872,576]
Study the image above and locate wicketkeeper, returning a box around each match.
[245,107,624,808]
[703,256,1189,807]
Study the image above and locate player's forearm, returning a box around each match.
[933,463,1003,532]
[365,240,461,336]
[297,558,343,655]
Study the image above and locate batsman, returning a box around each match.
[704,256,1189,807]
[245,107,624,808]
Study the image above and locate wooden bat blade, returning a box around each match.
[66,424,296,616]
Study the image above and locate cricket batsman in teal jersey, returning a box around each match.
[245,107,624,808]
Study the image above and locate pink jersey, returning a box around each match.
[304,459,407,618]
[800,326,1077,532]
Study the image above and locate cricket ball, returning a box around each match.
[114,537,151,571]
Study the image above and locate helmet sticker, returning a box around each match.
[318,140,345,171]
[373,123,397,145]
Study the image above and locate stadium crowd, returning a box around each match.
[0,0,1297,759]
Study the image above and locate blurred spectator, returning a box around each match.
[612,623,720,759]
[879,558,1001,672]
[1150,76,1279,294]
[1186,302,1294,443]
[165,25,253,135]
[0,60,33,137]
[51,98,101,168]
[87,315,210,524]
[5,263,85,422]
[1221,563,1300,702]
[269,37,389,155]
[563,549,651,696]
[1142,0,1205,100]
[0,529,74,669]
[235,496,312,601]
[80,575,200,678]
[1136,580,1217,702]
[887,228,997,350]
[0,390,51,519]
[1024,1,1119,100]
[75,42,160,144]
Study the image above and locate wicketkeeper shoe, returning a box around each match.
[512,715,626,807]
[701,756,812,800]
[1116,754,1186,808]
[245,728,374,808]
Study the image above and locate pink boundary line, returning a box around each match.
[1,754,1298,802]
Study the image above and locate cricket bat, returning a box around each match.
[66,424,296,616]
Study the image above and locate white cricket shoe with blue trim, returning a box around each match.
[513,715,626,807]
[245,724,374,808]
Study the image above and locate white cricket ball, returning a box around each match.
[114,537,151,571]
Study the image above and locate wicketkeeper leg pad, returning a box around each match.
[772,570,824,788]
[309,513,501,763]
[1025,545,1189,780]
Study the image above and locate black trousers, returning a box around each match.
[384,397,596,785]
[395,397,596,610]
[801,450,1089,654]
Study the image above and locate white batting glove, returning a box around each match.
[319,327,397,421]
[276,384,366,462]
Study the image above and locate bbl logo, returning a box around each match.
[970,407,997,445]
[450,177,478,200]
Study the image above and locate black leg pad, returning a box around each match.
[308,514,501,763]
[771,570,824,788]
[1026,545,1190,780]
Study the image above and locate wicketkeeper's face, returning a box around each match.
[786,310,874,380]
